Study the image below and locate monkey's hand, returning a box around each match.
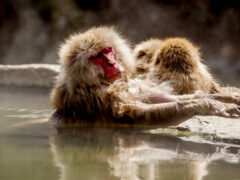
[175,94,240,106]
[192,94,240,106]
[208,94,240,106]
[180,98,240,118]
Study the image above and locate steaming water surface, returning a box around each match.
[0,86,240,180]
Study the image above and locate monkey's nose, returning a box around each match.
[104,55,116,65]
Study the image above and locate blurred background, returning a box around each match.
[0,0,240,86]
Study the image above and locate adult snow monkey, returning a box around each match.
[133,38,221,95]
[50,26,240,127]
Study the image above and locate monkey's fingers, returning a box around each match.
[188,98,240,118]
[225,104,240,117]
[178,93,240,105]
[209,102,240,118]
[201,94,240,106]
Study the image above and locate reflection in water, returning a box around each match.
[50,127,240,180]
[0,103,239,180]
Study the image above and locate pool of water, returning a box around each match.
[0,86,240,180]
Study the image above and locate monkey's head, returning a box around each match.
[59,26,134,88]
[133,39,163,74]
[154,38,200,74]
[134,39,163,64]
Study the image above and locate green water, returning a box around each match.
[0,86,240,180]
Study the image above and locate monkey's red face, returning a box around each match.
[88,47,121,82]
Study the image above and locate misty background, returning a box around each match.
[0,0,240,86]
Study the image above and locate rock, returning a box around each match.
[152,116,240,147]
[0,64,60,87]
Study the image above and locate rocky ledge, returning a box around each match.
[0,64,60,87]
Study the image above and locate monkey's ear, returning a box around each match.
[137,50,146,59]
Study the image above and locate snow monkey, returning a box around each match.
[50,26,240,127]
[134,38,221,95]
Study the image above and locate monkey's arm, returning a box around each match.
[113,98,240,127]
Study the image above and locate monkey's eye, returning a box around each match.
[90,52,102,60]
[90,55,98,60]
[102,47,112,54]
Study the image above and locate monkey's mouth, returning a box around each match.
[107,72,121,82]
